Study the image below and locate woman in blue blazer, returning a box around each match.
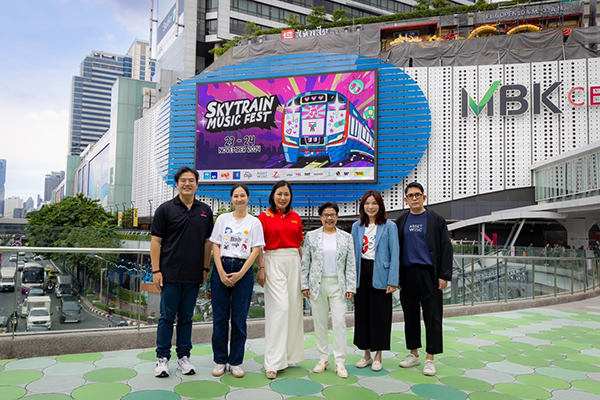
[351,190,400,371]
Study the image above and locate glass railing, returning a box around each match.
[1,243,599,336]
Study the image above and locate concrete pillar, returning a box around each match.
[564,218,596,248]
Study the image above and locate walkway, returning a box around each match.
[1,299,600,400]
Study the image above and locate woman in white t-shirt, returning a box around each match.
[209,184,265,379]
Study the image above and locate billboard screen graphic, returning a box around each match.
[87,145,110,207]
[196,71,377,184]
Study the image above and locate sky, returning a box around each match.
[0,0,150,204]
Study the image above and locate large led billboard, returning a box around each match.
[195,71,377,184]
[87,145,110,207]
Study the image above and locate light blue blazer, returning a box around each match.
[301,227,357,300]
[351,220,400,290]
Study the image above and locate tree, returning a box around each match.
[245,21,261,35]
[121,208,134,229]
[307,6,327,25]
[432,0,450,9]
[26,194,119,287]
[414,0,430,12]
[284,13,301,28]
[333,9,348,23]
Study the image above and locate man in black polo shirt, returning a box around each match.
[395,182,453,376]
[151,166,213,377]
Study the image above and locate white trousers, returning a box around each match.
[264,248,305,371]
[310,276,347,365]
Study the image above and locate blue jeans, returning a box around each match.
[156,282,200,359]
[211,257,254,366]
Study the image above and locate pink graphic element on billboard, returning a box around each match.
[196,71,377,183]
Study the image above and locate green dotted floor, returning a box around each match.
[1,306,600,399]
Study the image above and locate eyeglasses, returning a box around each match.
[321,213,338,219]
[406,193,423,200]
[178,178,197,184]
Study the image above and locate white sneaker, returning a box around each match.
[423,360,436,376]
[334,363,348,378]
[230,365,244,378]
[155,357,169,377]
[212,363,226,377]
[399,354,421,368]
[177,356,195,375]
[313,360,330,373]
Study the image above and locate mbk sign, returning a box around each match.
[461,81,600,118]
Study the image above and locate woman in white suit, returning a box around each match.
[301,202,356,378]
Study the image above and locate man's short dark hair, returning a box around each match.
[405,182,424,196]
[318,202,339,216]
[174,166,199,183]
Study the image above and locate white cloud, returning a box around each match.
[1,107,69,200]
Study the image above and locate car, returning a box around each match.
[27,288,45,297]
[19,298,29,317]
[17,261,25,271]
[0,315,17,334]
[9,256,17,263]
[26,308,52,330]
[26,325,49,332]
[59,296,82,323]
[18,252,25,257]
[33,255,43,261]
[107,315,129,327]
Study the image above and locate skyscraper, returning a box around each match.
[67,40,154,156]
[4,196,23,219]
[44,171,64,202]
[0,159,6,216]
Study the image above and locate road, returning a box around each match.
[0,251,115,332]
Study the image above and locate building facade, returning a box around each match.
[44,171,64,202]
[0,159,5,216]
[4,196,23,219]
[133,1,600,247]
[68,40,154,156]
[72,78,157,212]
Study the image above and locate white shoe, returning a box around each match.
[399,354,421,368]
[313,360,330,373]
[334,363,348,378]
[177,356,195,375]
[371,360,382,371]
[355,358,373,368]
[155,357,169,377]
[230,365,244,378]
[423,360,436,376]
[212,363,226,377]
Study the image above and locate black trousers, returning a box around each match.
[353,259,392,351]
[399,265,443,355]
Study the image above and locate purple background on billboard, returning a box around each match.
[195,71,376,170]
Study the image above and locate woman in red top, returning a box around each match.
[257,181,304,379]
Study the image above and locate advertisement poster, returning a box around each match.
[196,71,377,183]
[87,145,110,207]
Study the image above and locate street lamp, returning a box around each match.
[148,199,153,217]
[88,254,110,305]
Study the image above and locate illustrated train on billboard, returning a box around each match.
[281,91,375,164]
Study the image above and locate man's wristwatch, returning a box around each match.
[203,267,210,272]
[152,270,161,273]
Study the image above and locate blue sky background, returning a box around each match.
[0,0,149,204]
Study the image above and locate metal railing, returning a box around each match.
[1,246,599,337]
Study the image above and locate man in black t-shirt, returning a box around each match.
[395,182,453,377]
[151,166,214,378]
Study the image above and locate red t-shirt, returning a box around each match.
[258,209,303,250]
